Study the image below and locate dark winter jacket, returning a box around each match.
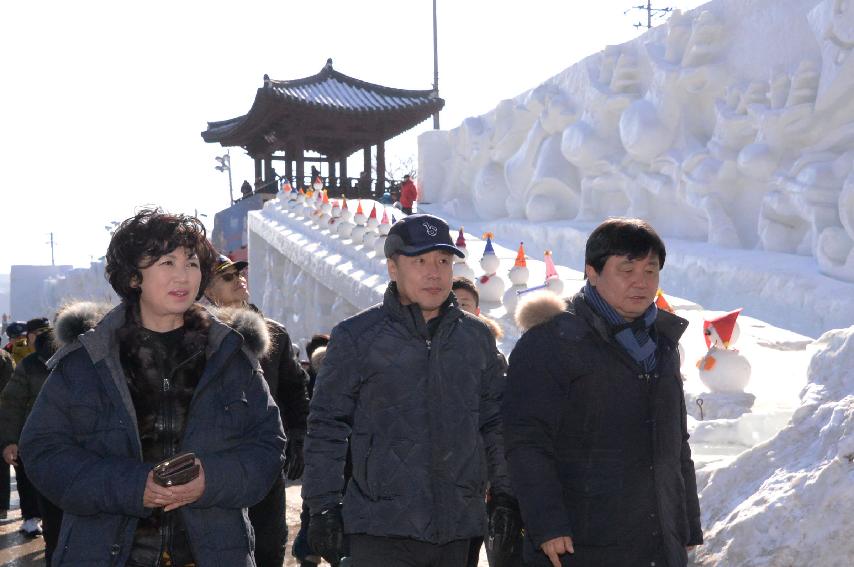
[0,349,15,405]
[302,283,511,545]
[255,309,310,436]
[504,291,702,567]
[19,301,286,567]
[0,330,57,448]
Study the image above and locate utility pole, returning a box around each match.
[626,1,672,29]
[47,232,55,266]
[432,0,440,129]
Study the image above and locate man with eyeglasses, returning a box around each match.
[204,254,310,567]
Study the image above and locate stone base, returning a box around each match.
[686,391,756,421]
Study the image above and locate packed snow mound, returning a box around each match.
[419,0,854,285]
[694,326,854,566]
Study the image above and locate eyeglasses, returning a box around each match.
[219,271,245,283]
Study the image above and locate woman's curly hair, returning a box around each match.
[105,208,217,302]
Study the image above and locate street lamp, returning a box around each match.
[215,150,235,205]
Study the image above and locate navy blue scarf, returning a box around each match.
[584,281,658,372]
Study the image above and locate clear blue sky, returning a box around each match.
[0,0,706,272]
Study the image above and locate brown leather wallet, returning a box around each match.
[152,452,200,487]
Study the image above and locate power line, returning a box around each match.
[625,1,672,30]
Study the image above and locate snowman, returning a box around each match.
[374,210,394,256]
[283,181,298,208]
[313,191,330,225]
[301,189,315,217]
[542,251,564,295]
[503,242,530,312]
[337,197,356,238]
[476,233,506,303]
[366,204,380,231]
[350,201,368,243]
[697,309,751,393]
[328,198,342,228]
[312,175,324,192]
[452,228,476,280]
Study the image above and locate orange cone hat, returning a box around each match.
[655,289,674,313]
[356,201,364,215]
[514,243,527,268]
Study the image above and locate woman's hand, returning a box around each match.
[142,470,175,508]
[163,459,206,512]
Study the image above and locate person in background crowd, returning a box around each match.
[240,179,253,199]
[452,277,524,567]
[0,347,13,520]
[19,208,285,566]
[303,213,519,567]
[0,318,60,550]
[3,321,32,365]
[304,334,330,398]
[399,174,418,215]
[204,253,311,567]
[504,218,702,567]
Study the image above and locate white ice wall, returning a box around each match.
[419,0,854,285]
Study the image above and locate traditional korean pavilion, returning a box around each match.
[202,59,444,196]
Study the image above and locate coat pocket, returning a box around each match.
[217,389,250,437]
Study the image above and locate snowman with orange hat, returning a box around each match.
[697,308,752,393]
[363,205,380,248]
[350,201,368,242]
[452,228,476,280]
[374,210,394,256]
[318,191,332,226]
[337,197,356,238]
[476,233,506,303]
[503,242,530,311]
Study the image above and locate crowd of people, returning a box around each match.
[0,207,701,567]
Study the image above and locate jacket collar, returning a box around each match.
[383,282,462,339]
[570,291,688,344]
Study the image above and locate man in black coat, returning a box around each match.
[503,218,702,567]
[303,214,518,567]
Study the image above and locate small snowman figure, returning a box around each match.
[363,206,380,247]
[452,228,475,280]
[697,309,752,393]
[351,201,368,243]
[328,198,342,227]
[319,192,333,225]
[374,210,393,256]
[503,242,530,312]
[301,189,315,217]
[283,181,298,208]
[312,175,324,192]
[337,197,356,238]
[543,250,564,296]
[476,233,506,303]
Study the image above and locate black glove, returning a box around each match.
[285,430,305,480]
[308,507,344,565]
[487,492,523,557]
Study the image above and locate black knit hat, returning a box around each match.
[25,317,50,334]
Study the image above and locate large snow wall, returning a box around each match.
[419,0,854,328]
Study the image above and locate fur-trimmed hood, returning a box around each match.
[53,301,270,359]
[514,291,569,332]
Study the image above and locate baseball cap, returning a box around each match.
[213,254,248,275]
[384,214,465,259]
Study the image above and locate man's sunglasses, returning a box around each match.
[219,271,245,283]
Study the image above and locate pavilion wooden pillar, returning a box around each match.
[363,147,372,194]
[264,155,274,189]
[284,150,293,185]
[254,158,263,184]
[328,158,337,192]
[295,137,305,189]
[339,157,348,191]
[376,140,386,195]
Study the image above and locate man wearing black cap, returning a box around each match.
[303,214,518,567]
[203,254,310,567]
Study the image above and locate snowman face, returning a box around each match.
[353,213,366,225]
[508,265,529,285]
[481,254,501,273]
